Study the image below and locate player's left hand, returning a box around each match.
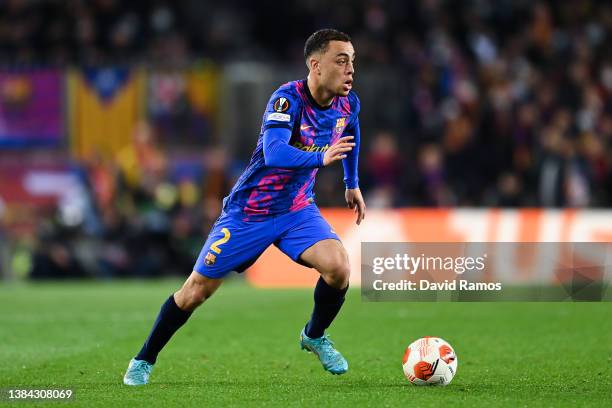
[345,188,366,225]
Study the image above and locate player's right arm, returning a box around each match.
[263,127,322,168]
[264,129,354,169]
[262,89,353,169]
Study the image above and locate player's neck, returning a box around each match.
[306,76,334,107]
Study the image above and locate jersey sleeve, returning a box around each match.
[342,93,361,189]
[263,127,324,169]
[261,88,300,132]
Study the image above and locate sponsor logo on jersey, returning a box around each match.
[292,141,329,152]
[267,112,291,122]
[273,97,290,112]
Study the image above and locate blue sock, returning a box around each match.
[305,277,348,339]
[135,295,192,364]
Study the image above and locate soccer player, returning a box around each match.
[124,28,365,385]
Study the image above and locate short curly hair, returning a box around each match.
[304,29,351,62]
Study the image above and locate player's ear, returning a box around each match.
[309,57,321,75]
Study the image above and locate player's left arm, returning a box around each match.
[342,114,366,225]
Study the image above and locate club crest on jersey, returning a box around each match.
[273,97,290,112]
[204,252,216,266]
[334,117,347,136]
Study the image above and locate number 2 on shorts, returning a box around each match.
[210,228,231,254]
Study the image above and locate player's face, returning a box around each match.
[319,41,355,97]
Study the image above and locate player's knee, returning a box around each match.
[185,287,209,309]
[175,274,220,311]
[175,287,204,311]
[321,251,350,288]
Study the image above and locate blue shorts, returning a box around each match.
[193,204,340,279]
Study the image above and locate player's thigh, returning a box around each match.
[193,213,274,279]
[275,205,348,279]
[300,238,350,278]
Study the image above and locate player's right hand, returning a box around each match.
[322,136,355,166]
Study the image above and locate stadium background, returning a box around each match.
[1,0,612,282]
[1,1,611,406]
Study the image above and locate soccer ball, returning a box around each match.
[402,337,458,386]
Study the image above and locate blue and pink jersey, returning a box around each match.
[221,79,361,220]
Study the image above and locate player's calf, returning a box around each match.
[299,239,351,369]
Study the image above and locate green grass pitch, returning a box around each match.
[1,279,610,407]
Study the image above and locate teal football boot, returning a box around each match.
[123,358,154,385]
[300,329,348,375]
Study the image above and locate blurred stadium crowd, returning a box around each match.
[1,0,612,278]
[1,123,239,279]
